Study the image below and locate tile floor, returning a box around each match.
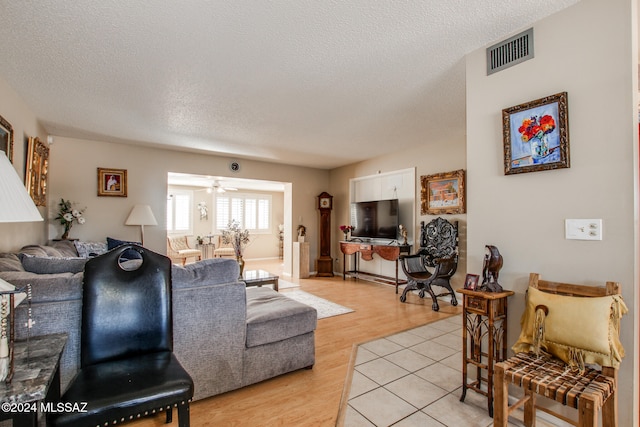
[342,315,557,427]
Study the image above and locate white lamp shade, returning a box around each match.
[125,204,158,226]
[0,152,43,223]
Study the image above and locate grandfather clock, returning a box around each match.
[316,192,334,277]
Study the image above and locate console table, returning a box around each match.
[339,241,411,293]
[457,288,514,417]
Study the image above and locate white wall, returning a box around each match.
[0,75,48,251]
[47,136,328,276]
[466,0,637,423]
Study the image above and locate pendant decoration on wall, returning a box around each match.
[197,201,208,220]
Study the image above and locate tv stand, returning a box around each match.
[339,241,411,293]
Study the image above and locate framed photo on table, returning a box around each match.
[502,91,570,175]
[464,274,479,291]
[97,168,127,197]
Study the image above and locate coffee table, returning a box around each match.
[242,269,279,291]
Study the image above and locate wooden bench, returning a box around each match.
[494,273,626,427]
[167,235,202,265]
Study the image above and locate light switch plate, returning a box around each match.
[565,219,602,240]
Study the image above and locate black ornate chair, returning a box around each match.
[399,217,459,311]
[49,244,194,427]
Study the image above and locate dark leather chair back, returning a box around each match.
[81,244,173,367]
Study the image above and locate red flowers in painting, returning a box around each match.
[518,114,556,142]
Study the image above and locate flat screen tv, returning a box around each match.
[350,199,399,240]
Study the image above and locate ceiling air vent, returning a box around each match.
[486,28,534,75]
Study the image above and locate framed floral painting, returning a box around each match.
[97,167,127,197]
[420,169,465,215]
[502,91,570,175]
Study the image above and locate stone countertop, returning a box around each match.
[0,333,67,404]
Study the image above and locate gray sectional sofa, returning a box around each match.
[0,241,317,401]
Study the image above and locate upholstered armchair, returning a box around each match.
[167,235,202,265]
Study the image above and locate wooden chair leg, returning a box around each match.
[493,363,509,427]
[602,392,617,427]
[523,389,536,427]
[166,407,172,423]
[578,397,597,427]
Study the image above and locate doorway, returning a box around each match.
[167,172,293,275]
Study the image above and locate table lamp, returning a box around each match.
[0,151,43,223]
[0,151,43,382]
[125,204,157,245]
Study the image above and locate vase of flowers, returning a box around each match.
[221,220,250,277]
[55,198,86,239]
[518,114,555,160]
[339,225,354,240]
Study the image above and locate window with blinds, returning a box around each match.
[216,193,271,232]
[167,190,193,234]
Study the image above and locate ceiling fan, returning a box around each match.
[210,180,238,194]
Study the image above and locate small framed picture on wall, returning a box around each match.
[97,167,128,197]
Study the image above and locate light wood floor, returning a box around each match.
[131,258,462,427]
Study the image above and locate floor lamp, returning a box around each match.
[125,204,158,246]
[0,151,42,381]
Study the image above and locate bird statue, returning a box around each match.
[480,245,503,292]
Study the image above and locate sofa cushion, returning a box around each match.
[0,271,83,303]
[107,237,142,260]
[245,287,317,348]
[20,254,87,274]
[74,241,108,258]
[0,253,24,272]
[171,258,240,289]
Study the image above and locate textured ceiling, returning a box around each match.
[0,1,580,169]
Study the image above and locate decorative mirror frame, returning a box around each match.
[0,114,13,163]
[25,136,49,206]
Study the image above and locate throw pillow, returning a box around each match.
[106,237,142,260]
[512,286,628,370]
[20,254,88,274]
[74,241,108,258]
[0,253,25,272]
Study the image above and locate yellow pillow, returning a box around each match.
[512,286,627,370]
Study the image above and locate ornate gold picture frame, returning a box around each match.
[502,91,570,175]
[25,137,49,206]
[420,169,466,215]
[97,167,127,197]
[0,114,13,163]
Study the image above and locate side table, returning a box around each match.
[199,243,216,259]
[0,333,67,427]
[457,288,514,417]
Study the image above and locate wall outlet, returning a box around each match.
[565,219,602,241]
